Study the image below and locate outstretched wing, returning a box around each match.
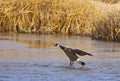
[73,49,93,56]
[63,48,79,61]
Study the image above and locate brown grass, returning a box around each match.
[99,0,120,4]
[0,0,120,41]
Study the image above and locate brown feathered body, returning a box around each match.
[63,48,79,61]
[54,44,93,66]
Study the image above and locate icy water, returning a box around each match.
[0,33,120,81]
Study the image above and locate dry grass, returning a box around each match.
[92,1,120,41]
[0,0,120,41]
[99,0,120,4]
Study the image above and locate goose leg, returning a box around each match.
[69,60,74,66]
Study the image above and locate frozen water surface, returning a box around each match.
[0,60,120,81]
[0,33,120,81]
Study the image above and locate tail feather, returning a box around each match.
[76,59,85,66]
[81,61,85,66]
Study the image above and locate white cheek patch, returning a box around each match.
[57,44,60,47]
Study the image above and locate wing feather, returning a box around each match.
[73,49,93,56]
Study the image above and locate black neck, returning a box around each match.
[59,45,65,50]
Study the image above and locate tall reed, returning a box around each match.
[99,0,120,4]
[0,0,120,41]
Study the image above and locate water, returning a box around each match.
[0,33,120,81]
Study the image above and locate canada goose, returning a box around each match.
[54,43,93,66]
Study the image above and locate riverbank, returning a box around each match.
[0,0,120,41]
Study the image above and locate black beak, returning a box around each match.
[54,43,58,46]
